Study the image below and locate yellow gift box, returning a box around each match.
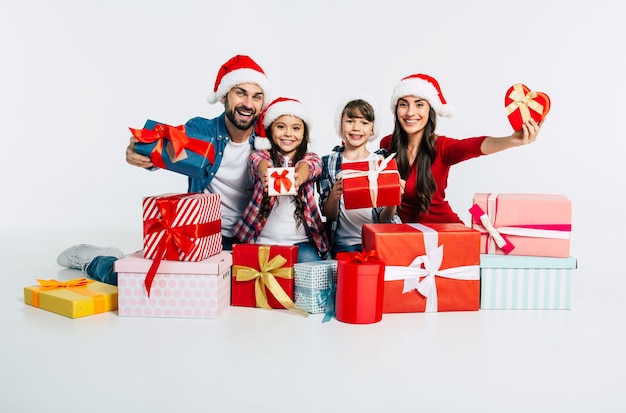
[24,278,118,318]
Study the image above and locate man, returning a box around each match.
[57,55,272,284]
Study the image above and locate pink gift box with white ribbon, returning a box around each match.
[469,193,572,258]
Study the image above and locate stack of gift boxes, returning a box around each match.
[23,118,576,319]
[470,193,576,310]
[114,192,230,318]
[357,193,576,315]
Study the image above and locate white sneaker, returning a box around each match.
[57,244,125,271]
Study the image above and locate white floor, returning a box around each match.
[2,230,624,413]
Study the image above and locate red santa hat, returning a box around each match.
[390,73,454,117]
[207,55,271,108]
[253,97,312,150]
[334,95,381,142]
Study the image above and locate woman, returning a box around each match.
[380,73,543,224]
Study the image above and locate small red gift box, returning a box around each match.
[267,167,297,196]
[335,251,385,324]
[469,193,572,258]
[142,193,222,296]
[339,154,401,210]
[504,83,551,131]
[362,223,481,313]
[231,244,299,311]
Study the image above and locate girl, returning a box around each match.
[234,97,329,262]
[381,73,543,224]
[318,98,404,258]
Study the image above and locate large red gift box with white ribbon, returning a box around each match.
[362,223,481,313]
[469,193,571,258]
[340,154,401,210]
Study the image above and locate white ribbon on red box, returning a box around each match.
[384,223,479,313]
[337,152,399,208]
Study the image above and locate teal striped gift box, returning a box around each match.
[480,254,577,309]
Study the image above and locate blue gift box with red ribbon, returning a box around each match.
[132,119,216,180]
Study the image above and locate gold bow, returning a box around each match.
[505,84,545,122]
[233,246,308,316]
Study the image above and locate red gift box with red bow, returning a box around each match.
[335,251,385,324]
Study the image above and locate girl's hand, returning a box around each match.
[293,174,302,192]
[294,163,311,192]
[257,160,270,192]
[126,137,153,168]
[261,169,270,192]
[509,118,543,147]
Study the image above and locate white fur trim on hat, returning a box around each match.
[334,96,380,142]
[208,68,271,107]
[254,136,272,150]
[207,55,271,108]
[390,74,455,118]
[261,98,312,132]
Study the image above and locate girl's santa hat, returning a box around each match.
[390,73,455,117]
[207,55,271,108]
[254,97,312,150]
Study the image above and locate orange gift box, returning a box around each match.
[362,223,481,313]
[340,155,401,210]
[231,244,298,310]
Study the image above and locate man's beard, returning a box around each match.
[225,104,258,131]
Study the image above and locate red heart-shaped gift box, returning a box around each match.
[505,83,551,131]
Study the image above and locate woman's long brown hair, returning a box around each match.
[389,106,438,213]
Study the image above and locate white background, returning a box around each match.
[1,1,625,412]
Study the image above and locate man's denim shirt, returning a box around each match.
[185,112,256,193]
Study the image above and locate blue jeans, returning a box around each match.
[295,241,322,263]
[331,243,362,258]
[86,256,118,285]
[86,235,237,286]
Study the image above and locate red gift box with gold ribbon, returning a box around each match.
[131,119,216,180]
[362,223,480,313]
[231,244,302,311]
[339,154,401,210]
[142,193,222,297]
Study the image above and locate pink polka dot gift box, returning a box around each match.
[114,250,232,318]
